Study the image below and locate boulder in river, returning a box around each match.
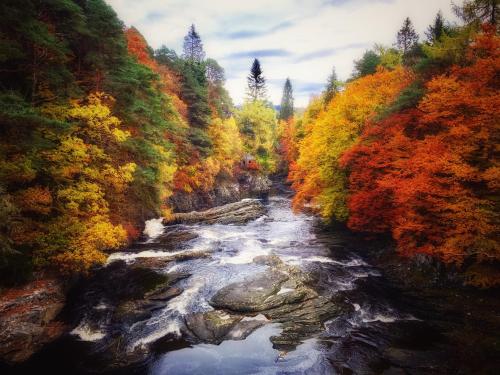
[210,271,293,312]
[185,311,242,343]
[164,199,266,225]
[185,311,269,344]
[209,255,351,350]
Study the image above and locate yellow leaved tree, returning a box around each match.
[290,67,413,221]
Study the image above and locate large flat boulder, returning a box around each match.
[210,272,292,312]
[209,255,350,351]
[164,199,266,225]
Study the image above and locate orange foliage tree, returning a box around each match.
[125,27,188,119]
[290,67,413,220]
[341,28,499,286]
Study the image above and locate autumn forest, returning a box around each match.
[0,0,499,373]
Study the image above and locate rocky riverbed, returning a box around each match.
[2,196,499,374]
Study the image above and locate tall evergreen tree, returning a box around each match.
[425,11,446,44]
[396,17,419,54]
[323,67,341,106]
[182,24,205,62]
[279,78,294,121]
[246,58,267,101]
[179,24,211,135]
[454,0,499,26]
[352,50,381,78]
[180,62,211,128]
[154,45,179,69]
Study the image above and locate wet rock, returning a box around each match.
[210,271,290,312]
[114,300,153,324]
[106,267,189,314]
[185,311,242,343]
[253,254,283,267]
[166,272,192,284]
[267,295,349,350]
[147,286,183,301]
[111,265,169,300]
[211,255,350,350]
[111,278,185,326]
[169,173,271,213]
[238,172,272,197]
[225,315,269,340]
[164,199,266,225]
[0,278,68,363]
[131,250,211,269]
[157,229,199,245]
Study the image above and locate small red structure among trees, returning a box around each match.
[241,154,260,170]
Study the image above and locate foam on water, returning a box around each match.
[95,197,403,370]
[361,314,398,323]
[166,279,205,315]
[130,320,182,350]
[93,301,109,310]
[143,218,164,240]
[71,322,106,342]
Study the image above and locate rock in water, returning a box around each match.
[210,272,291,312]
[210,255,350,351]
[164,199,266,225]
[185,311,242,343]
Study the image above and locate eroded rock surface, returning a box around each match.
[0,278,67,364]
[185,311,242,343]
[209,255,349,350]
[169,172,272,213]
[165,199,266,225]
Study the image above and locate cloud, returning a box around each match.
[106,0,459,106]
[269,79,325,93]
[322,0,395,6]
[294,43,370,62]
[294,82,326,93]
[223,20,295,39]
[144,11,166,22]
[225,49,292,59]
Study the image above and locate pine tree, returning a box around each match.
[180,61,211,130]
[352,50,381,78]
[453,0,499,26]
[425,11,446,44]
[396,17,419,54]
[323,67,341,106]
[279,78,294,121]
[246,59,267,101]
[182,24,205,62]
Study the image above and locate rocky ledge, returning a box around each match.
[164,199,266,225]
[169,172,272,213]
[0,278,67,364]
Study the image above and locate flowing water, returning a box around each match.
[11,196,499,374]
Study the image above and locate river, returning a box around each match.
[11,196,499,374]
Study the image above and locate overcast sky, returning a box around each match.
[106,0,459,107]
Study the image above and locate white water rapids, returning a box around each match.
[70,197,417,374]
